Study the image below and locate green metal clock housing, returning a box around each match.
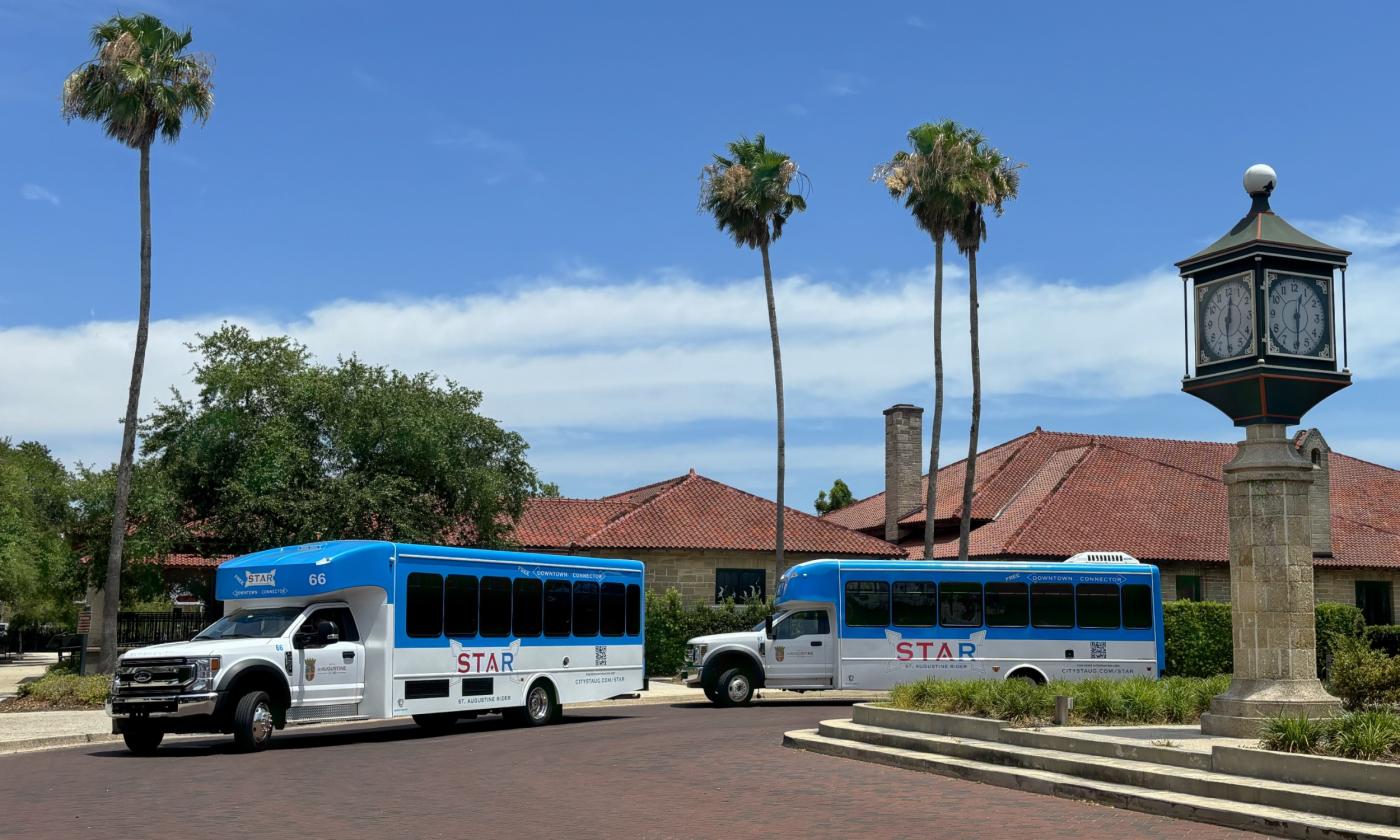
[1177,176,1351,426]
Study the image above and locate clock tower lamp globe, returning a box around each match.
[1178,166,1353,737]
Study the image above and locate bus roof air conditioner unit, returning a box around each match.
[1065,551,1140,564]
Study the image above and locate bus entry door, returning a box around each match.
[766,610,833,687]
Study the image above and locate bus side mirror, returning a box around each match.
[292,633,308,650]
[764,616,774,639]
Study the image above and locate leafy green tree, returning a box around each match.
[0,441,79,626]
[874,121,975,558]
[142,325,544,553]
[67,461,187,609]
[814,478,856,514]
[62,12,214,671]
[534,482,563,499]
[699,135,807,568]
[950,131,1022,561]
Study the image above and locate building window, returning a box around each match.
[1176,575,1203,602]
[715,569,766,604]
[1356,581,1394,626]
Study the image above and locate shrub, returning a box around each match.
[1162,600,1233,677]
[1366,625,1400,658]
[15,673,110,706]
[1260,714,1327,754]
[643,588,774,676]
[1326,636,1400,710]
[1326,709,1400,761]
[1315,602,1366,678]
[888,676,1226,726]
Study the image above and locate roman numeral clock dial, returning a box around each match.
[1266,272,1332,358]
[1199,274,1254,362]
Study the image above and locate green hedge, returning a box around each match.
[1161,600,1368,679]
[1367,625,1400,657]
[15,673,110,706]
[1316,602,1366,678]
[888,675,1230,726]
[1162,600,1233,677]
[1326,636,1400,710]
[644,588,774,676]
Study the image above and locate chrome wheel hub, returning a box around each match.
[528,687,549,720]
[727,675,750,702]
[251,702,274,743]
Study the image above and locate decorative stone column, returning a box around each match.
[1200,424,1341,737]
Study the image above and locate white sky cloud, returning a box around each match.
[21,183,59,205]
[5,230,1400,484]
[1297,213,1400,251]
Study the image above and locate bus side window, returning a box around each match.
[513,578,543,637]
[985,582,1029,627]
[1031,583,1074,628]
[1122,584,1154,629]
[573,582,599,636]
[406,572,443,638]
[844,581,889,627]
[480,576,512,637]
[939,582,983,627]
[544,580,572,637]
[1076,583,1121,629]
[444,574,479,637]
[625,584,642,637]
[892,581,935,627]
[600,583,626,636]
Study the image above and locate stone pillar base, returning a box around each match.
[1200,678,1341,738]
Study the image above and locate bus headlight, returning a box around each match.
[689,645,706,664]
[189,656,221,692]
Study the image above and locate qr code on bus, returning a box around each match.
[1090,641,1107,660]
[595,645,607,667]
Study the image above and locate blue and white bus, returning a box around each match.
[107,541,645,753]
[685,553,1163,705]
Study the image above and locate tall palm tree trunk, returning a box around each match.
[98,139,153,673]
[924,236,944,562]
[958,249,980,561]
[760,240,785,574]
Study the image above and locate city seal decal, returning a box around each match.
[774,646,785,662]
[305,658,317,681]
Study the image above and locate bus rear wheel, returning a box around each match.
[507,681,559,727]
[716,667,754,707]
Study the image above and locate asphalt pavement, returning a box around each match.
[0,700,1259,840]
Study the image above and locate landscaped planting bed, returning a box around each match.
[887,675,1230,726]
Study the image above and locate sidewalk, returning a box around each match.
[0,677,878,754]
[0,652,58,698]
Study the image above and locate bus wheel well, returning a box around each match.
[703,652,764,690]
[1005,667,1047,686]
[219,667,291,728]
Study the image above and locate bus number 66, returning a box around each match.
[308,572,327,586]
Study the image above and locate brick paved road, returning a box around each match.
[0,701,1258,840]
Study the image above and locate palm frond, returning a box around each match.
[698,133,807,249]
[62,12,214,149]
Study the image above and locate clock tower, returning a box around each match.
[1178,163,1351,421]
[1180,165,1353,737]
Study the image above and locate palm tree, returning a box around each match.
[699,135,807,570]
[874,121,975,561]
[62,13,213,672]
[949,132,1022,561]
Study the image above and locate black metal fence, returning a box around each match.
[117,612,208,647]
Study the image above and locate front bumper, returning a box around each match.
[107,692,219,720]
[682,670,702,688]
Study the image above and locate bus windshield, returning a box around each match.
[193,607,305,640]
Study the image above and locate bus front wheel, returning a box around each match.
[121,723,164,755]
[716,667,754,707]
[231,690,276,753]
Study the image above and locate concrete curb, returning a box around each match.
[0,732,122,754]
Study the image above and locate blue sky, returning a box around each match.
[5,1,1400,510]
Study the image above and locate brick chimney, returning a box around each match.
[1297,428,1334,557]
[883,404,924,542]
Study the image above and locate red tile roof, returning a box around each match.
[513,469,903,557]
[826,428,1400,569]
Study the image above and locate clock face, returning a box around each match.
[1199,274,1254,362]
[1267,273,1331,358]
